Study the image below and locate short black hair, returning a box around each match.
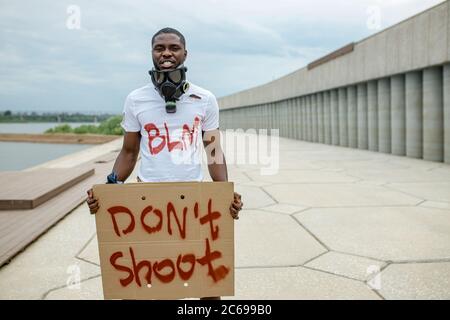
[152,27,186,47]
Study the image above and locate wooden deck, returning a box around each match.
[0,167,95,210]
[0,133,119,144]
[0,151,118,266]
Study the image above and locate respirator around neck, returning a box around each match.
[149,64,189,113]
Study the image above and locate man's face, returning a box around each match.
[152,33,187,70]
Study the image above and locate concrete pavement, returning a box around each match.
[1,133,450,299]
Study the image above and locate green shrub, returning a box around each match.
[45,116,124,136]
[45,124,73,133]
[73,124,99,134]
[97,115,124,135]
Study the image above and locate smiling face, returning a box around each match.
[152,33,187,70]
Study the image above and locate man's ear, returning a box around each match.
[184,49,188,60]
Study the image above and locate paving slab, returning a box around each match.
[295,207,450,261]
[261,204,308,215]
[229,267,381,300]
[246,170,357,184]
[349,168,450,183]
[305,251,386,281]
[0,204,100,299]
[387,182,450,202]
[236,210,326,267]
[77,235,99,266]
[264,183,422,207]
[419,201,450,210]
[234,185,276,209]
[378,262,450,299]
[45,275,103,300]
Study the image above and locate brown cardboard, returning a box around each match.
[93,181,234,300]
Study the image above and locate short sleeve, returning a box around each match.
[203,93,219,131]
[120,94,141,132]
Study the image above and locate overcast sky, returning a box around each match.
[0,0,445,114]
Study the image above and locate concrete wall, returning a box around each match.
[219,1,449,110]
[219,2,450,164]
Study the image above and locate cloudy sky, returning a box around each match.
[0,0,445,114]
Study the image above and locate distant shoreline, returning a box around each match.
[0,133,120,144]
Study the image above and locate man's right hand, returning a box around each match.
[86,188,99,214]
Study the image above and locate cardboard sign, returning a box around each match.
[93,181,234,300]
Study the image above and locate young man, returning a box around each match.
[86,27,243,299]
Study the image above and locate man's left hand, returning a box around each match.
[230,192,243,220]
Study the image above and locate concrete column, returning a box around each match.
[290,99,295,139]
[330,89,339,145]
[276,102,282,136]
[286,100,291,138]
[391,74,406,156]
[444,64,450,164]
[367,81,378,151]
[295,98,301,140]
[259,105,263,130]
[285,100,290,138]
[287,99,293,138]
[378,78,391,153]
[323,91,331,145]
[301,97,307,140]
[280,101,286,137]
[305,96,310,141]
[263,104,267,130]
[270,102,274,130]
[258,105,262,130]
[423,67,444,162]
[248,107,251,130]
[338,87,348,147]
[317,93,324,143]
[347,86,357,148]
[311,94,317,142]
[406,72,422,158]
[357,83,368,149]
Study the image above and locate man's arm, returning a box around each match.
[86,131,140,214]
[202,129,227,182]
[112,131,141,181]
[203,129,242,220]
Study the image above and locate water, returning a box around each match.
[0,141,93,171]
[0,122,96,171]
[0,122,97,134]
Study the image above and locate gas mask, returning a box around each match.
[149,65,189,113]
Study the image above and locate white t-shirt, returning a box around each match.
[121,82,219,182]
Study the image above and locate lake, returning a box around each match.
[0,122,97,171]
[0,122,97,134]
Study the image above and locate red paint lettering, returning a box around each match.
[153,259,176,283]
[140,205,163,234]
[199,199,221,240]
[143,117,201,155]
[176,253,196,281]
[108,206,135,237]
[197,238,229,283]
[182,116,200,147]
[164,122,183,152]
[110,251,134,286]
[145,123,166,155]
[194,202,199,219]
[167,202,187,239]
[129,247,152,287]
